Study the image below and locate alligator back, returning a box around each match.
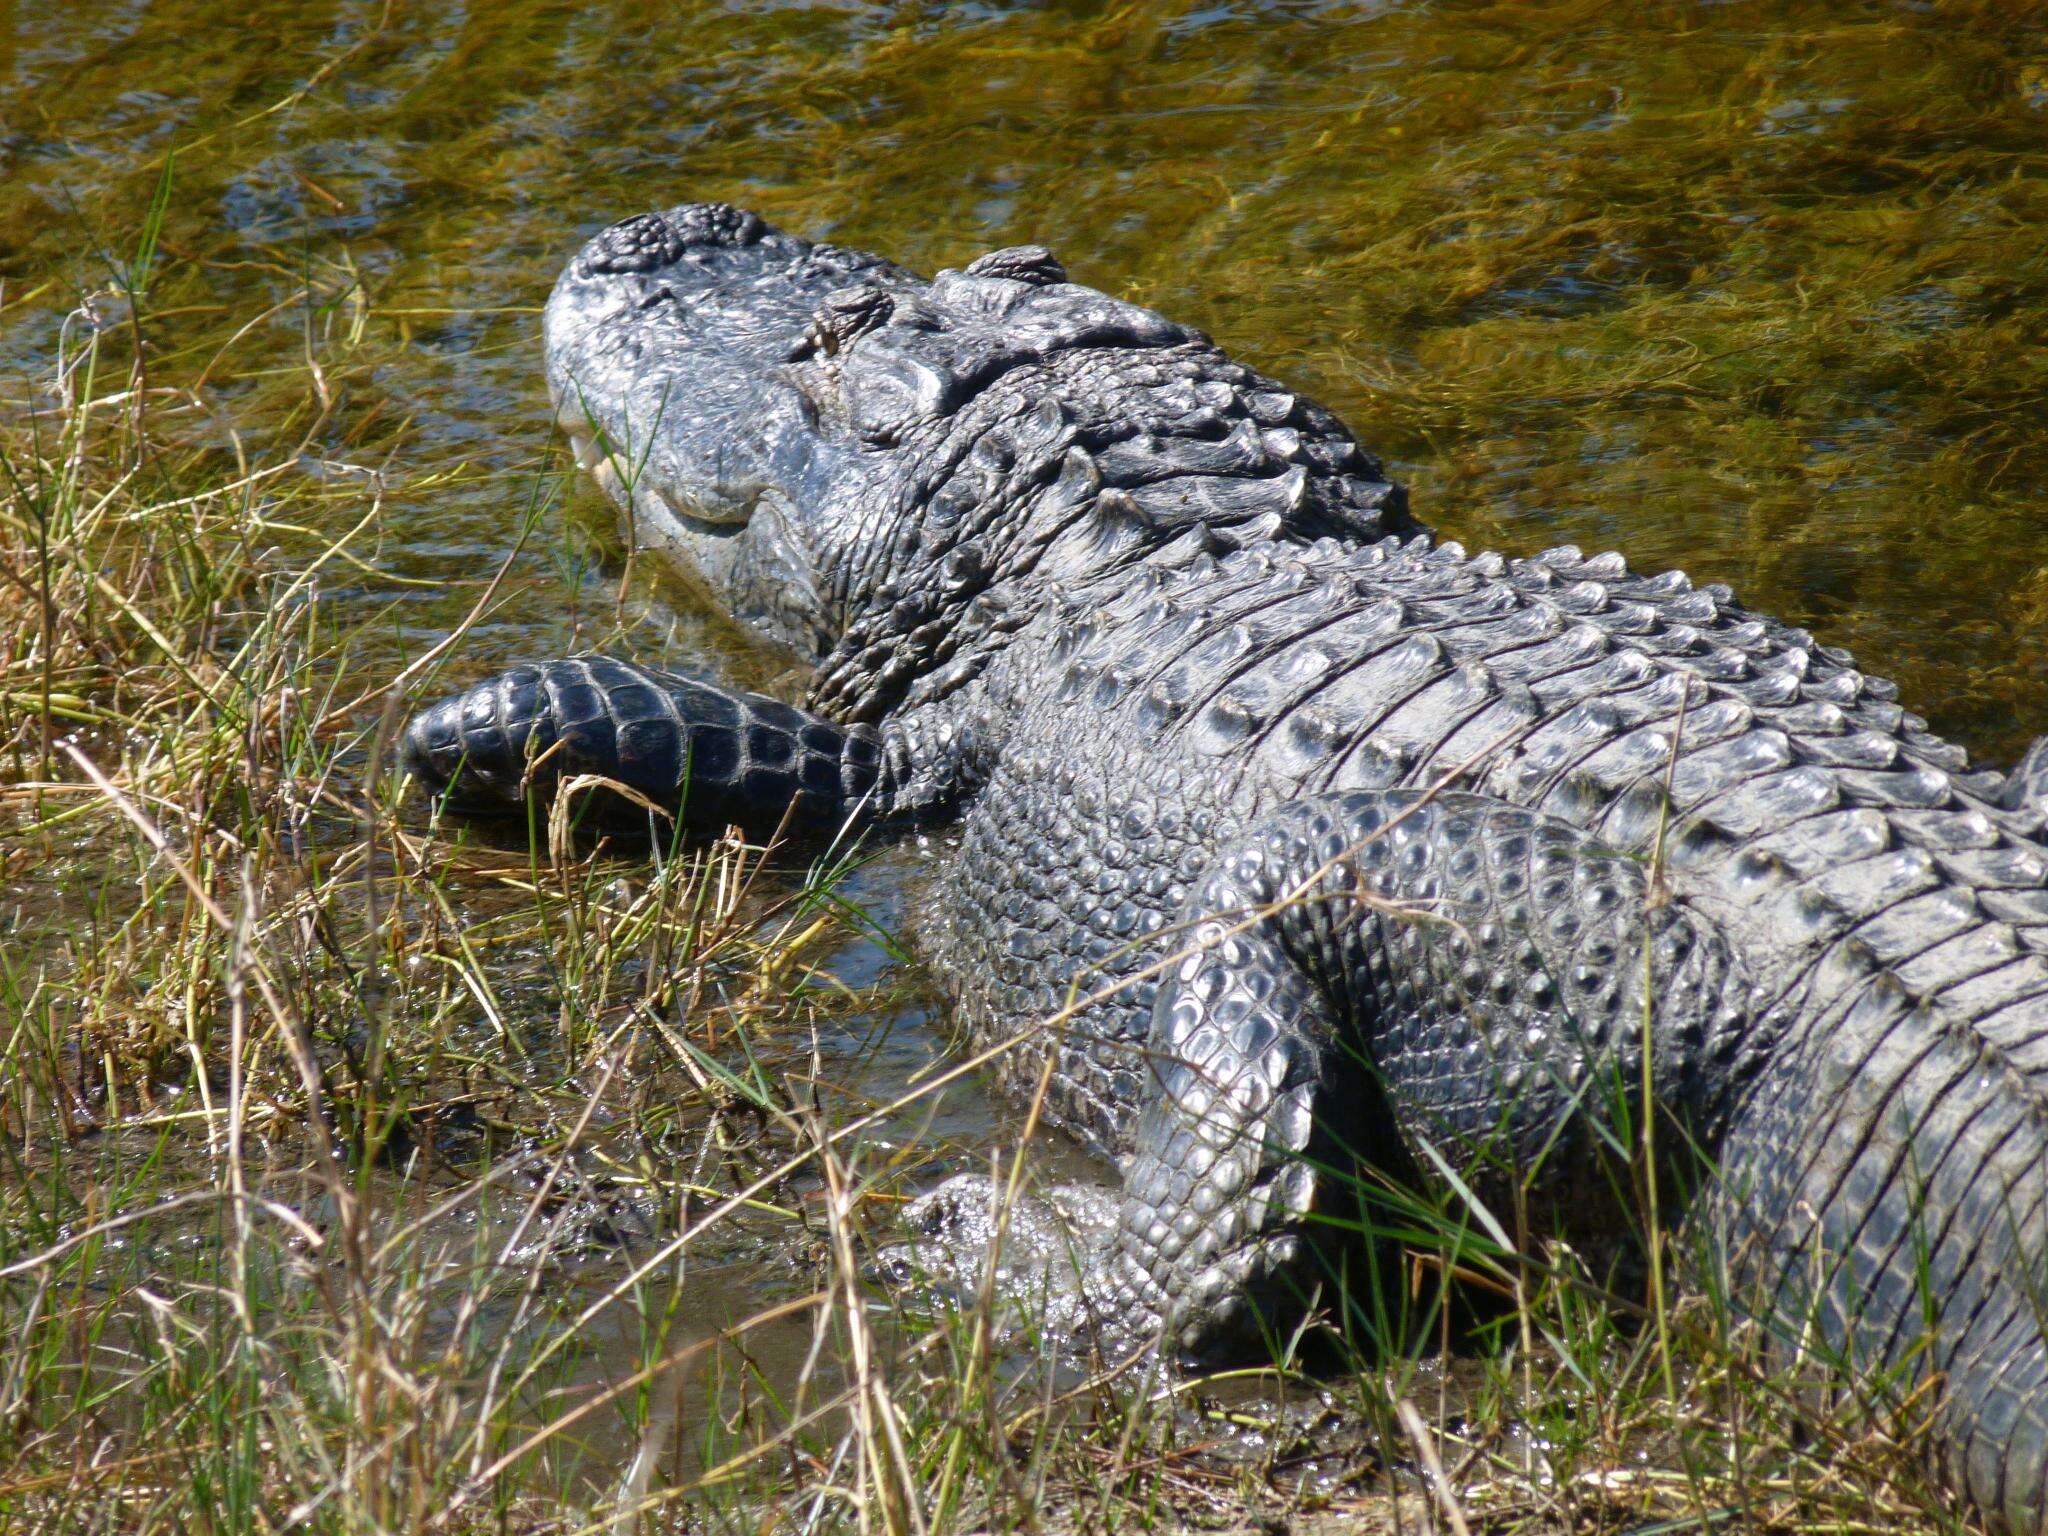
[921,526,2048,1525]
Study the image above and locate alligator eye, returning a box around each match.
[582,213,687,275]
[964,245,1067,286]
[793,284,898,360]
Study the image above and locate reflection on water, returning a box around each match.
[4,0,2048,1496]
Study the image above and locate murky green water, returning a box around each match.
[5,0,2047,755]
[5,0,2048,1502]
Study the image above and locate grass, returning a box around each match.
[0,293,894,1532]
[0,279,2006,1536]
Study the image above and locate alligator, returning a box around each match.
[403,203,2048,1530]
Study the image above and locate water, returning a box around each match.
[4,1,2046,758]
[5,0,2048,1503]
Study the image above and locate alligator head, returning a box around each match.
[545,202,1415,720]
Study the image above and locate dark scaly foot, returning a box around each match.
[402,656,883,840]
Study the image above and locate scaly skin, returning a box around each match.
[404,205,2048,1530]
[404,655,882,837]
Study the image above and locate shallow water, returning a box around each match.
[5,0,2048,1500]
[6,0,2048,754]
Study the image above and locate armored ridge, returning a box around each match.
[403,204,2048,1530]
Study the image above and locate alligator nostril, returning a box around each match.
[581,205,772,277]
[581,213,688,276]
[964,245,1067,286]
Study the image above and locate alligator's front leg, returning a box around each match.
[403,656,890,839]
[1109,789,1760,1361]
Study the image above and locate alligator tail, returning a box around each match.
[1707,969,2048,1530]
[401,656,883,839]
